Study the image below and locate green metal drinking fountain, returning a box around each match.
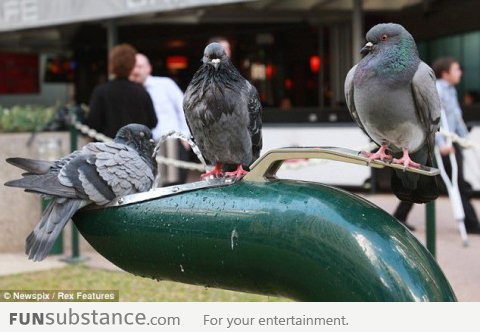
[72,147,456,301]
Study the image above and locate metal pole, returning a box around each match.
[62,115,86,263]
[426,201,436,258]
[73,177,456,301]
[107,19,118,52]
[352,0,364,64]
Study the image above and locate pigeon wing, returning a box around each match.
[182,86,196,142]
[183,73,211,161]
[58,153,115,205]
[389,62,441,204]
[345,65,376,144]
[93,143,155,197]
[246,82,263,162]
[411,61,441,139]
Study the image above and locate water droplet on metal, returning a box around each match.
[231,228,239,250]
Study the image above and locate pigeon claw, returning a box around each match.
[392,148,421,169]
[362,144,392,162]
[201,162,223,179]
[225,165,248,179]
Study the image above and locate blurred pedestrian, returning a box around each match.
[85,44,157,138]
[393,57,480,234]
[434,57,480,234]
[130,53,191,185]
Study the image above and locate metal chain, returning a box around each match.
[72,120,205,171]
[155,155,205,171]
[73,121,112,142]
[437,128,480,149]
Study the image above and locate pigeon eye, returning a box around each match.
[381,34,388,41]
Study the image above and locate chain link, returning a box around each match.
[73,122,112,142]
[437,128,480,149]
[155,155,205,172]
[72,120,206,171]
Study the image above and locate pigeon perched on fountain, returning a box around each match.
[183,42,262,179]
[345,23,441,203]
[5,124,157,261]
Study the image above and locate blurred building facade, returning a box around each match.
[1,0,480,189]
[1,1,479,114]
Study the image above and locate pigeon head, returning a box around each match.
[361,23,417,57]
[114,124,155,157]
[202,42,228,70]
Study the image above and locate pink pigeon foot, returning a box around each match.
[225,165,249,179]
[201,162,223,179]
[393,148,420,168]
[363,144,392,162]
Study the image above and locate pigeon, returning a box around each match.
[345,23,441,203]
[183,42,262,178]
[4,124,157,261]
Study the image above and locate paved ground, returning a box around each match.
[362,194,480,302]
[0,194,479,301]
[0,251,122,277]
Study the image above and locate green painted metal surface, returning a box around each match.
[73,179,455,301]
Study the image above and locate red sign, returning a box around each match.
[0,52,39,94]
[166,56,188,70]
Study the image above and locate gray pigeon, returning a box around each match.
[5,124,156,261]
[345,23,441,203]
[183,42,262,178]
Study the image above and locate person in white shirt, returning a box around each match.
[130,53,190,140]
[130,53,191,185]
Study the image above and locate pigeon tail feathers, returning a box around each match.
[390,144,439,203]
[26,198,85,261]
[6,157,53,175]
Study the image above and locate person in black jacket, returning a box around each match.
[86,44,157,138]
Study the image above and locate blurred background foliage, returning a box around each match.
[0,105,56,133]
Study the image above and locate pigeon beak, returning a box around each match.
[211,58,220,70]
[361,42,374,55]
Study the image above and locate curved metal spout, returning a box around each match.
[73,179,456,301]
